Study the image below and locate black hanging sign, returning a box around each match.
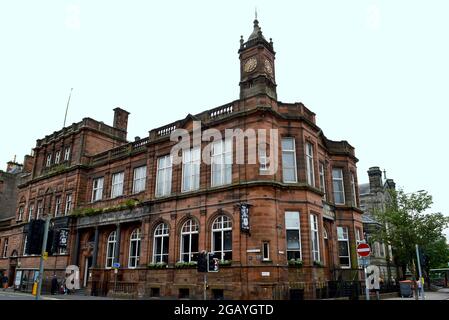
[240,204,250,233]
[59,229,69,247]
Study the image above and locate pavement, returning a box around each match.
[2,286,449,301]
[383,288,449,300]
[0,287,118,300]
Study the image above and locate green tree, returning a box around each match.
[421,236,449,287]
[372,189,449,282]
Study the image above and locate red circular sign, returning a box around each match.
[357,243,371,257]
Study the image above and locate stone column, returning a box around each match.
[92,227,99,268]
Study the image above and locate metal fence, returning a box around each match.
[319,281,398,299]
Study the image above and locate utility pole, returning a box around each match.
[36,216,51,300]
[416,244,425,300]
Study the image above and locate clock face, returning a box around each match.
[244,57,258,73]
[264,59,273,77]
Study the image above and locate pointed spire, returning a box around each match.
[248,16,265,41]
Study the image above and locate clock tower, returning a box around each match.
[239,18,277,100]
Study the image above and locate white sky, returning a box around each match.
[1,1,448,239]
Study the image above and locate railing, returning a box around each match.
[157,124,177,137]
[132,137,150,151]
[114,281,138,294]
[90,280,137,297]
[320,281,398,299]
[209,104,233,119]
[90,137,149,165]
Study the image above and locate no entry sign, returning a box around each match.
[357,243,371,257]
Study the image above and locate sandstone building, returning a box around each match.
[0,19,364,299]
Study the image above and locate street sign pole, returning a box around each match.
[415,244,425,300]
[36,216,50,300]
[357,243,371,301]
[364,259,370,301]
[114,268,118,300]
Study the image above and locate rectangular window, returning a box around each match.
[37,201,43,219]
[46,154,52,167]
[211,139,232,187]
[282,138,297,183]
[319,163,326,200]
[133,166,147,194]
[64,147,71,161]
[55,151,61,164]
[28,204,34,222]
[351,173,357,207]
[332,168,345,205]
[54,196,61,217]
[64,194,72,215]
[111,172,124,198]
[2,238,8,258]
[259,145,269,172]
[182,147,200,192]
[310,214,320,262]
[285,211,301,260]
[262,242,270,261]
[305,143,315,186]
[156,155,172,197]
[92,177,104,202]
[337,226,351,268]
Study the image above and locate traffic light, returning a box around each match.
[27,219,45,255]
[418,248,428,268]
[208,253,219,272]
[197,252,207,273]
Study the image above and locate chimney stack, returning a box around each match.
[113,107,130,134]
[367,167,383,192]
[23,155,34,173]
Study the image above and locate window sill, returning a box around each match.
[261,260,272,263]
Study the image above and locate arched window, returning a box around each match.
[153,223,169,263]
[128,228,141,268]
[180,220,199,262]
[211,215,232,261]
[105,231,117,269]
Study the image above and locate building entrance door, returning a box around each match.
[83,256,93,287]
[8,266,16,287]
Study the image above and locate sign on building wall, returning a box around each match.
[59,229,69,247]
[240,204,250,233]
